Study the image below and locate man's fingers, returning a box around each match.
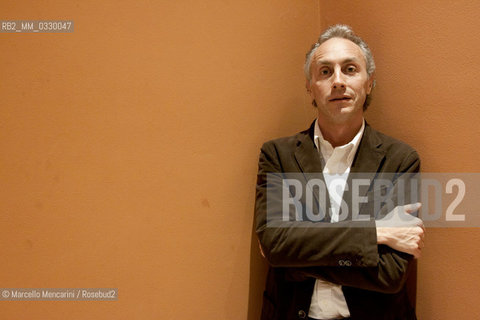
[419,224,426,238]
[414,250,421,259]
[413,242,423,258]
[414,231,425,258]
[404,202,422,214]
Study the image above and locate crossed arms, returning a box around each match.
[254,141,425,294]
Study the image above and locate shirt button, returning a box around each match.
[338,260,345,266]
[345,260,352,266]
[298,310,306,318]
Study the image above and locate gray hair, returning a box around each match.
[304,24,376,109]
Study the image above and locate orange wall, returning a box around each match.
[1,1,479,319]
[319,0,480,318]
[0,1,318,319]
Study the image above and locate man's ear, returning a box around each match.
[366,75,375,95]
[305,79,312,94]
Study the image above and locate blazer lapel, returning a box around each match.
[350,123,386,174]
[294,121,323,174]
[294,121,332,221]
[341,123,386,220]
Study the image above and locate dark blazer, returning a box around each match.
[255,121,420,320]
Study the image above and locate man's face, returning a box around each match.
[307,37,373,125]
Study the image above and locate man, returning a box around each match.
[255,25,425,320]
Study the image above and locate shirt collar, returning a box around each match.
[314,118,365,164]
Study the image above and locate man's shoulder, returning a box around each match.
[260,123,313,152]
[366,126,420,165]
[262,129,308,147]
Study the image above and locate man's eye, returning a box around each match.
[320,68,330,75]
[346,66,357,73]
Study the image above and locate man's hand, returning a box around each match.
[376,203,425,258]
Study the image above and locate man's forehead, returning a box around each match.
[313,37,365,65]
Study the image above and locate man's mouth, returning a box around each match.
[329,96,352,102]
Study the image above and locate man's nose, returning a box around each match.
[332,69,346,89]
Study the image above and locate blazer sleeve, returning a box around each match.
[255,141,379,268]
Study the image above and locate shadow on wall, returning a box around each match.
[248,224,269,320]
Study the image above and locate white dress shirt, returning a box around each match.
[308,119,365,320]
